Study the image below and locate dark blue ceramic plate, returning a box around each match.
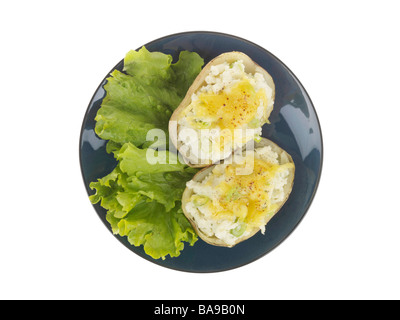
[79,31,323,273]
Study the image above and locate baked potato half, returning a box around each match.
[181,138,295,247]
[169,52,275,168]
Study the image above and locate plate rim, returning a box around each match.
[79,30,324,273]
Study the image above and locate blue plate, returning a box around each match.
[79,31,323,273]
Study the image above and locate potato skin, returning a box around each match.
[169,51,275,168]
[181,138,295,247]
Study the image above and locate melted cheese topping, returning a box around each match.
[185,78,267,130]
[200,157,293,228]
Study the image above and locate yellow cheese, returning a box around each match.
[203,157,294,229]
[186,78,267,131]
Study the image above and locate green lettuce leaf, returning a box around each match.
[94,46,203,148]
[90,143,199,259]
[117,142,187,175]
[111,200,197,260]
[124,46,173,83]
[169,50,206,98]
[90,47,204,260]
[94,69,172,147]
[117,143,197,211]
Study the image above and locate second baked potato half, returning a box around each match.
[181,138,295,247]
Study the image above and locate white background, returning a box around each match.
[1,0,399,300]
